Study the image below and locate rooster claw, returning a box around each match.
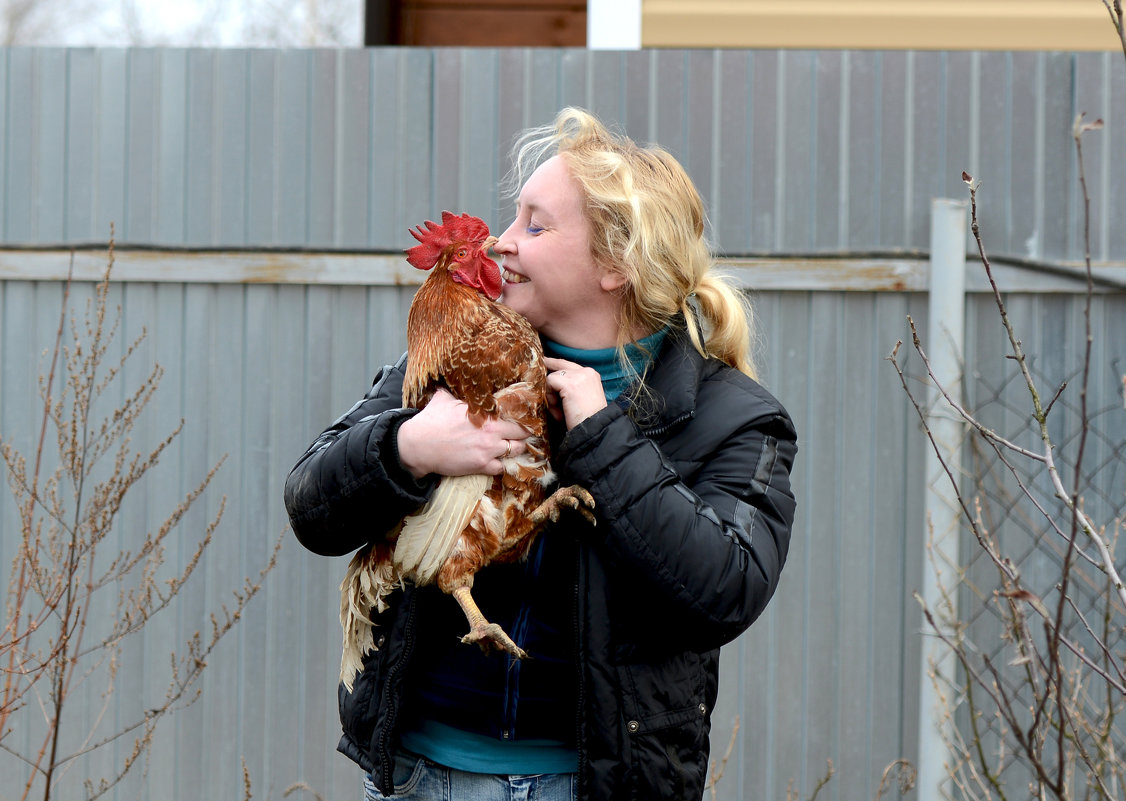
[462,622,528,660]
[532,485,597,527]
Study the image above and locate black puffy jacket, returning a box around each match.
[284,324,798,800]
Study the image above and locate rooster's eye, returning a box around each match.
[457,248,468,259]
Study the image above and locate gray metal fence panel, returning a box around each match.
[1,43,1124,801]
[2,48,1125,263]
[0,268,1122,799]
[0,275,933,800]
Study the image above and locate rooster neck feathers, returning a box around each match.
[402,213,542,417]
[403,272,545,418]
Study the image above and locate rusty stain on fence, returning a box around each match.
[1,249,1123,294]
[724,258,927,292]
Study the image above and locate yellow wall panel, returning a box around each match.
[642,0,1124,51]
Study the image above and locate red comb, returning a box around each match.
[406,211,492,270]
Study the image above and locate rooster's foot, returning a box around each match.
[461,622,528,660]
[531,485,597,527]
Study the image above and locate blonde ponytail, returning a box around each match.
[686,272,757,379]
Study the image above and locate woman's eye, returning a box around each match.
[526,225,544,235]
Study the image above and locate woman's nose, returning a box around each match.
[493,220,518,254]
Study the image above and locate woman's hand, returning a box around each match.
[544,357,607,430]
[396,389,529,480]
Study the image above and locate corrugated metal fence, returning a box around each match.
[0,47,1124,801]
[3,47,1126,260]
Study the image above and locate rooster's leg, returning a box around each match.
[530,485,597,527]
[451,586,528,660]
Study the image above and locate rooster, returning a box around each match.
[339,211,596,691]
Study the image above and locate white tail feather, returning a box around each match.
[339,545,398,691]
[392,473,490,583]
[338,473,490,691]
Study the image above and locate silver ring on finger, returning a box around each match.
[503,440,512,459]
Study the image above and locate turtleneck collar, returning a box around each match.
[542,328,669,400]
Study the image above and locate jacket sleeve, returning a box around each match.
[283,354,438,557]
[555,384,797,652]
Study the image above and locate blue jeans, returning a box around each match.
[363,753,577,801]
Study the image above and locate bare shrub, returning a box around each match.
[0,239,280,800]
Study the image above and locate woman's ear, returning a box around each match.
[599,269,628,292]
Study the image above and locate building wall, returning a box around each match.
[398,0,585,46]
[366,1,1126,51]
[642,0,1124,51]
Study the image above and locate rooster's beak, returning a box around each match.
[481,235,499,256]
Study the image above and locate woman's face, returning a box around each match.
[495,155,625,348]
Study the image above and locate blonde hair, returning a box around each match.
[507,107,758,379]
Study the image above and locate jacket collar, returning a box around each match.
[623,321,705,436]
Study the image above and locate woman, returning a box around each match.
[284,107,798,801]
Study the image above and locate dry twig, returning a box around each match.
[0,238,280,800]
[891,109,1125,800]
[705,715,740,800]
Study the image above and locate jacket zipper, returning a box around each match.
[573,543,587,795]
[376,590,417,793]
[502,535,546,738]
[641,409,694,439]
[502,602,531,739]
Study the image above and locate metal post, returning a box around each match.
[917,198,968,799]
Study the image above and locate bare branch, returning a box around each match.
[963,173,1126,610]
[908,102,1124,798]
[0,239,278,800]
[1101,1,1126,69]
[875,759,917,800]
